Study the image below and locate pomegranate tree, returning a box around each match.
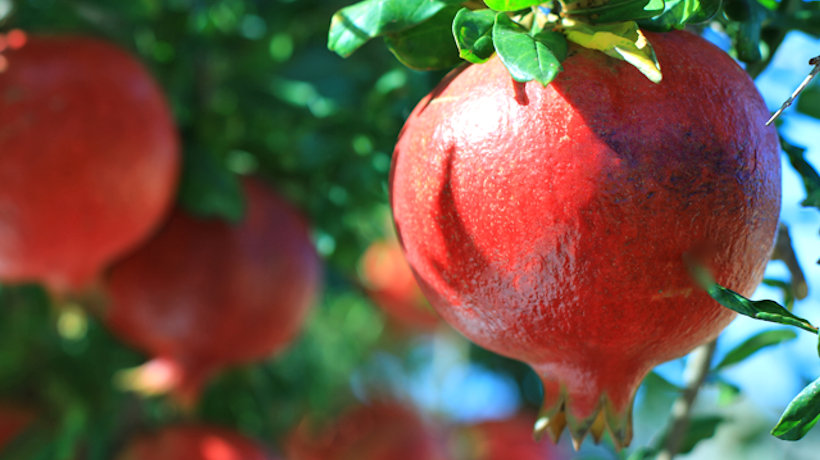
[104,178,321,405]
[285,402,447,460]
[390,30,780,448]
[0,33,179,294]
[360,239,440,331]
[116,425,275,460]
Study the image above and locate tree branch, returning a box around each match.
[656,340,718,460]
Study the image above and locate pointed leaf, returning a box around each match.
[772,377,820,440]
[781,139,820,209]
[385,6,462,70]
[452,8,497,63]
[690,264,818,334]
[328,0,453,57]
[493,14,567,85]
[483,0,543,11]
[565,0,666,24]
[796,83,820,119]
[714,329,797,371]
[640,0,721,30]
[563,20,662,83]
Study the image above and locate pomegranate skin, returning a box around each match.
[0,34,179,294]
[104,178,321,404]
[116,425,276,460]
[390,30,780,447]
[360,240,440,331]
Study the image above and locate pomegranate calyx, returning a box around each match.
[535,390,632,451]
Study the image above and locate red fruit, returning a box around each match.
[451,415,567,460]
[0,406,33,450]
[390,30,780,448]
[0,33,179,294]
[104,178,321,405]
[286,402,447,460]
[360,240,440,331]
[116,425,275,460]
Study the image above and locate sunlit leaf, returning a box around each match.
[328,0,454,57]
[772,377,820,440]
[565,0,665,24]
[483,0,543,11]
[385,6,462,70]
[452,8,497,63]
[563,20,662,83]
[493,13,567,85]
[640,0,720,30]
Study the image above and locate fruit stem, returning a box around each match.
[656,340,717,460]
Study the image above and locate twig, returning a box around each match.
[766,55,820,126]
[656,340,718,460]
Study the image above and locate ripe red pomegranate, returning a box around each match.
[116,425,276,460]
[0,33,179,294]
[0,406,33,450]
[450,414,567,460]
[104,178,321,405]
[390,30,780,448]
[360,239,440,331]
[285,402,447,460]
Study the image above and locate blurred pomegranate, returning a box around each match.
[450,414,567,460]
[360,239,439,331]
[286,402,446,460]
[116,425,275,460]
[104,178,321,405]
[0,406,33,451]
[0,32,179,294]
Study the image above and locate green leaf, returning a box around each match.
[797,82,820,119]
[452,8,497,63]
[385,6,463,70]
[483,0,543,11]
[762,278,796,310]
[730,0,767,63]
[640,0,720,30]
[492,14,567,85]
[772,377,820,440]
[652,415,725,455]
[689,264,818,334]
[563,20,662,83]
[328,0,454,57]
[716,379,741,405]
[178,148,246,222]
[677,416,725,454]
[714,329,798,371]
[781,138,820,209]
[565,0,666,24]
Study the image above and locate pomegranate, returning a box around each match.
[450,414,567,460]
[0,33,179,294]
[285,402,447,460]
[390,30,780,448]
[116,425,275,460]
[0,406,33,450]
[360,239,440,331]
[104,178,321,405]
